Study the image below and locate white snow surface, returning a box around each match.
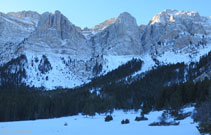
[102,55,141,74]
[0,107,199,135]
[132,54,156,77]
[131,44,211,77]
[23,53,90,90]
[157,44,211,64]
[19,43,211,90]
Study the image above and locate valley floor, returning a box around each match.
[0,107,199,135]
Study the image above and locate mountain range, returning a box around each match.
[0,9,211,89]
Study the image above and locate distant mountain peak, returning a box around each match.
[91,17,116,31]
[118,12,133,18]
[91,12,136,32]
[35,10,75,40]
[162,9,199,16]
[116,12,137,23]
[150,9,201,25]
[54,10,61,14]
[7,10,40,20]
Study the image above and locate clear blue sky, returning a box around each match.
[1,0,211,28]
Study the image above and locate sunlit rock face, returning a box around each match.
[91,12,144,56]
[142,9,211,55]
[23,10,92,60]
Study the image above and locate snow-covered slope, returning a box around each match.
[156,44,211,64]
[0,107,199,135]
[23,54,91,89]
[0,9,211,89]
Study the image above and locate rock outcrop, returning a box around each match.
[92,12,143,56]
[141,9,211,55]
[20,11,92,59]
[7,11,40,20]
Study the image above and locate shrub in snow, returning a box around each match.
[125,119,130,124]
[38,55,52,74]
[64,122,68,126]
[135,112,148,121]
[159,111,168,123]
[135,116,148,121]
[121,119,130,124]
[149,121,180,126]
[105,115,113,122]
[149,111,179,126]
[173,112,191,120]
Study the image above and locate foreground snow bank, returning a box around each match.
[0,107,199,135]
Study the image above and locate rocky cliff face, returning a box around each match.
[20,11,92,59]
[0,11,38,65]
[7,11,40,21]
[0,9,211,89]
[92,12,143,56]
[142,10,211,56]
[92,17,116,32]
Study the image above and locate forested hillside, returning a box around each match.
[0,51,210,133]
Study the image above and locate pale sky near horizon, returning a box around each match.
[0,0,210,28]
